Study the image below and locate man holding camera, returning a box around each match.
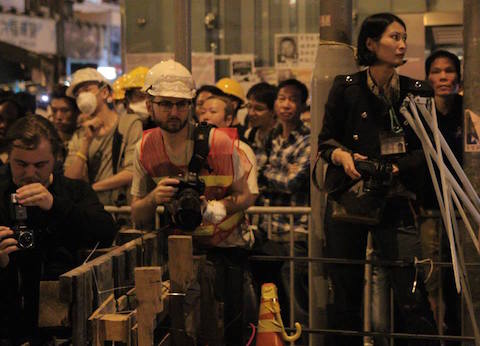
[0,115,117,344]
[130,60,254,345]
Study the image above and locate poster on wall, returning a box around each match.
[275,33,319,68]
[192,52,215,87]
[297,33,320,66]
[230,54,255,83]
[465,109,480,152]
[230,54,256,95]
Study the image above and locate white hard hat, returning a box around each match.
[142,60,196,99]
[66,68,111,97]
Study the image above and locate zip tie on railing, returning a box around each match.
[411,257,434,293]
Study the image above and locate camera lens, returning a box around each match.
[18,231,34,249]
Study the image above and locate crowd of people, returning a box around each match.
[0,11,466,346]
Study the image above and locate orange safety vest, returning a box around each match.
[139,126,245,246]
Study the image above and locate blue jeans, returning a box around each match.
[325,198,438,346]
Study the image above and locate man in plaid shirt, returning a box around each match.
[260,79,311,239]
[255,79,310,340]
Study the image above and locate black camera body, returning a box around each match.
[166,173,206,231]
[355,159,393,193]
[10,194,35,249]
[12,224,35,249]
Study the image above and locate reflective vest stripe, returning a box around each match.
[193,211,244,237]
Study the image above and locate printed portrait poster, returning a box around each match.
[275,34,299,67]
[465,108,480,152]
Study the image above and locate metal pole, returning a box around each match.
[174,0,192,71]
[462,1,480,343]
[310,2,353,346]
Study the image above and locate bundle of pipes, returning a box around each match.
[400,95,480,343]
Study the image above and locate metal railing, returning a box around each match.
[103,205,476,345]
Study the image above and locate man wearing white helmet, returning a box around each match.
[130,60,254,345]
[64,68,143,206]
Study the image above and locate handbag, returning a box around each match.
[312,153,385,225]
[330,179,386,225]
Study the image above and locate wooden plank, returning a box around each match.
[116,229,148,245]
[59,233,158,345]
[125,244,138,286]
[72,270,93,346]
[168,236,195,345]
[132,323,138,346]
[60,233,157,303]
[102,312,134,343]
[135,267,163,346]
[113,251,127,297]
[92,257,114,308]
[38,281,69,327]
[168,236,194,292]
[90,293,114,346]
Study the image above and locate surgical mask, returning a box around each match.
[129,100,150,121]
[76,92,98,116]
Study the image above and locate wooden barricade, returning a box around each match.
[59,232,160,345]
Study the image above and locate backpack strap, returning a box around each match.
[189,121,215,174]
[246,126,257,145]
[111,114,142,175]
[112,125,123,175]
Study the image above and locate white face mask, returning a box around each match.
[129,100,150,121]
[76,92,98,116]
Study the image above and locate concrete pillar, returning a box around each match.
[174,0,192,70]
[310,2,354,346]
[462,0,480,343]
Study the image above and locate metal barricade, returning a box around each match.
[103,205,477,346]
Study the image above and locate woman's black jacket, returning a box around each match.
[318,69,433,197]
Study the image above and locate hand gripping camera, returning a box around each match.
[354,159,394,193]
[166,173,206,231]
[10,194,35,249]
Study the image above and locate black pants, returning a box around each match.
[325,198,438,346]
[205,247,248,346]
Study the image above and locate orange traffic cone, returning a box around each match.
[256,283,302,346]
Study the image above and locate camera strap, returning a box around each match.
[188,122,215,174]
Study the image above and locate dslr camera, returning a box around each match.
[355,159,394,193]
[165,172,206,231]
[10,194,35,249]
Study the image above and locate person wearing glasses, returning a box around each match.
[63,68,143,206]
[130,60,254,345]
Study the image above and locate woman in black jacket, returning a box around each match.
[318,13,438,346]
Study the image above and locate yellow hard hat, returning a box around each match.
[124,66,149,90]
[112,74,128,100]
[216,77,245,103]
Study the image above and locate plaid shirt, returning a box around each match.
[259,121,310,241]
[245,126,275,176]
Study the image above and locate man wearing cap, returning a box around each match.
[130,60,254,345]
[64,68,143,206]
